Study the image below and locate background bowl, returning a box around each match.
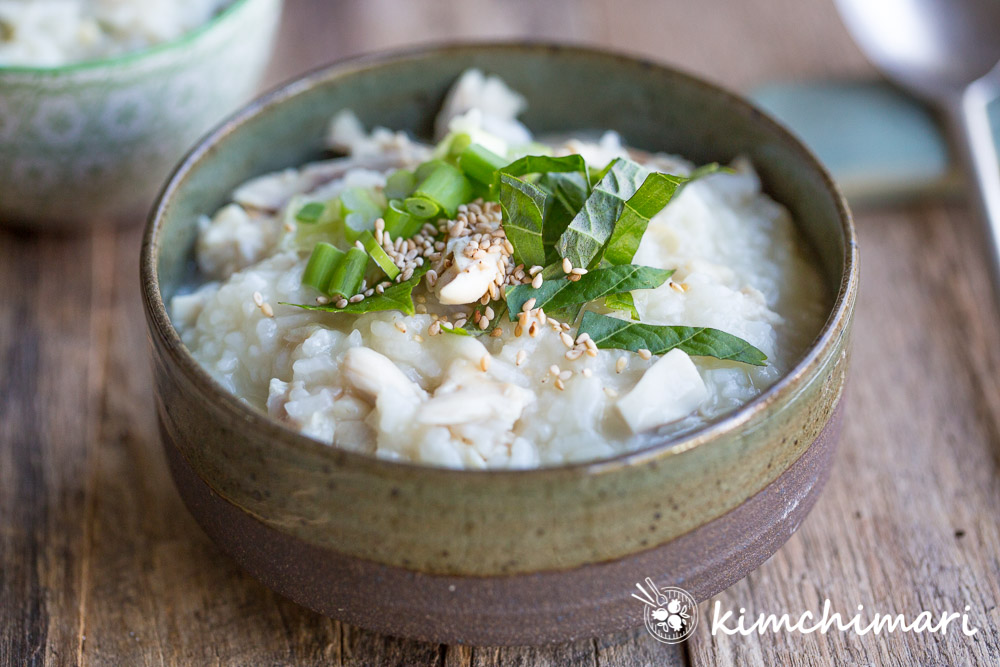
[0,0,282,231]
[142,43,857,645]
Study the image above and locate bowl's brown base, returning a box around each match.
[162,402,841,646]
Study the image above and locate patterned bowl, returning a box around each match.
[0,0,282,230]
[142,43,858,645]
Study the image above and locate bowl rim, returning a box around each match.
[141,40,859,480]
[0,0,260,75]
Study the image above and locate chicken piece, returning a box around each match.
[616,349,708,433]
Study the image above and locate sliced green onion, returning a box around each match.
[326,247,368,298]
[415,159,447,182]
[295,201,327,224]
[384,170,416,200]
[458,143,508,186]
[410,161,472,218]
[431,132,472,161]
[340,187,383,242]
[359,230,400,280]
[404,195,440,219]
[383,199,421,238]
[301,242,345,292]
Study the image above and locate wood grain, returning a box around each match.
[2,0,999,665]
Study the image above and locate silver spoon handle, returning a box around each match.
[949,67,1000,308]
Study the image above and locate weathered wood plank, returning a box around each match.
[0,228,114,667]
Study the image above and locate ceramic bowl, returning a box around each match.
[0,0,282,231]
[141,43,858,645]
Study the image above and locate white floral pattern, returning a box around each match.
[0,0,282,228]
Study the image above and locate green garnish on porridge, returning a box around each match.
[172,70,828,469]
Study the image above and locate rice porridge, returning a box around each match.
[172,70,829,469]
[0,0,232,66]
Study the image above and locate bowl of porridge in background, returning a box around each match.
[0,0,282,230]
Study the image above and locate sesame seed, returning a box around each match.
[638,348,652,360]
[567,273,582,282]
[416,295,426,304]
[484,306,495,320]
[394,321,407,333]
[441,321,454,330]
[376,284,385,294]
[559,370,573,381]
[336,298,348,308]
[375,217,385,232]
[480,354,491,372]
[560,332,574,348]
[555,379,565,391]
[616,357,628,373]
[528,322,539,337]
[414,334,424,343]
[252,291,264,307]
[582,368,593,378]
[561,323,571,332]
[514,324,523,337]
[454,318,467,329]
[576,333,591,344]
[529,265,543,276]
[537,309,547,325]
[522,298,536,312]
[516,350,527,366]
[348,294,364,303]
[562,257,572,273]
[586,348,598,357]
[428,321,441,336]
[549,365,560,377]
[565,348,584,361]
[490,327,503,338]
[261,302,274,318]
[604,387,619,398]
[570,267,588,275]
[416,305,427,314]
[354,240,365,251]
[478,318,489,330]
[532,274,543,289]
[316,296,330,305]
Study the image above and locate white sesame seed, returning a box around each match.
[549,365,560,377]
[586,348,598,357]
[354,240,365,251]
[560,332,574,348]
[414,334,424,343]
[514,324,523,337]
[570,267,588,276]
[576,333,591,345]
[252,291,264,307]
[316,296,330,305]
[582,368,593,378]
[565,348,584,361]
[529,265,543,276]
[375,217,385,232]
[261,302,274,318]
[480,354,491,372]
[532,273,543,289]
[428,321,441,336]
[559,370,573,381]
[376,284,385,294]
[454,318,467,329]
[416,304,427,314]
[537,309,547,325]
[484,306,495,320]
[528,322,539,337]
[616,357,628,373]
[562,257,572,273]
[555,379,565,391]
[604,387,619,398]
[394,321,407,333]
[348,294,364,303]
[567,273,582,282]
[516,350,527,366]
[561,323,571,332]
[490,327,503,338]
[638,348,652,360]
[336,298,348,308]
[522,298,536,312]
[478,317,489,330]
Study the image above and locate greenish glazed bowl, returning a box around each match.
[142,43,858,646]
[0,0,282,230]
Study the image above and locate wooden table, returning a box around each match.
[3,0,999,664]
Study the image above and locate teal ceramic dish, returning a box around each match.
[0,0,282,230]
[142,43,858,645]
